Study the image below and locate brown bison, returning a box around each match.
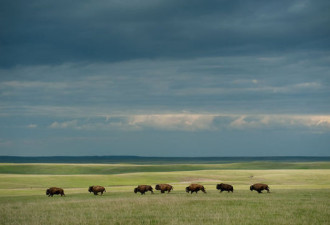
[134,185,154,195]
[250,183,270,193]
[216,183,234,193]
[88,186,106,195]
[186,184,206,194]
[46,187,65,197]
[155,184,173,193]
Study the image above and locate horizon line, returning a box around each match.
[1,155,329,158]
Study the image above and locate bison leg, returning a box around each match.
[220,189,223,193]
[161,190,164,194]
[101,191,104,195]
[94,192,98,195]
[257,190,262,193]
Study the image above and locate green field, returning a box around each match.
[0,162,329,225]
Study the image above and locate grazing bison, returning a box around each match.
[250,183,270,193]
[88,186,106,195]
[155,184,173,193]
[216,183,234,193]
[185,184,206,194]
[46,187,65,197]
[134,185,154,195]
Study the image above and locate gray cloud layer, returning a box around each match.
[1,0,329,156]
[1,52,329,115]
[1,0,330,67]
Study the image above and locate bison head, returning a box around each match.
[155,184,160,190]
[88,186,94,193]
[250,185,254,191]
[46,189,50,195]
[216,184,221,190]
[134,188,138,193]
[185,187,190,193]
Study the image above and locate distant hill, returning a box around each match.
[0,156,329,164]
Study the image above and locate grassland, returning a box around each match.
[0,162,329,225]
[0,161,329,174]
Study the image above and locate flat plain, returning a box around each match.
[0,162,329,225]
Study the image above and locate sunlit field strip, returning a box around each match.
[0,162,329,175]
[1,169,329,197]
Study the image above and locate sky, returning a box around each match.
[0,0,329,156]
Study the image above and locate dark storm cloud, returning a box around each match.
[1,0,330,67]
[1,0,330,157]
[0,53,329,116]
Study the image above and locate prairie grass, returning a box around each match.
[0,190,329,225]
[0,169,329,192]
[0,163,329,225]
[0,161,329,174]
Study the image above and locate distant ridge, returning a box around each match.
[0,156,329,164]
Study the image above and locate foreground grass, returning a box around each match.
[0,190,329,225]
[0,163,329,225]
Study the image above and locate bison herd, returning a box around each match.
[46,183,270,197]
